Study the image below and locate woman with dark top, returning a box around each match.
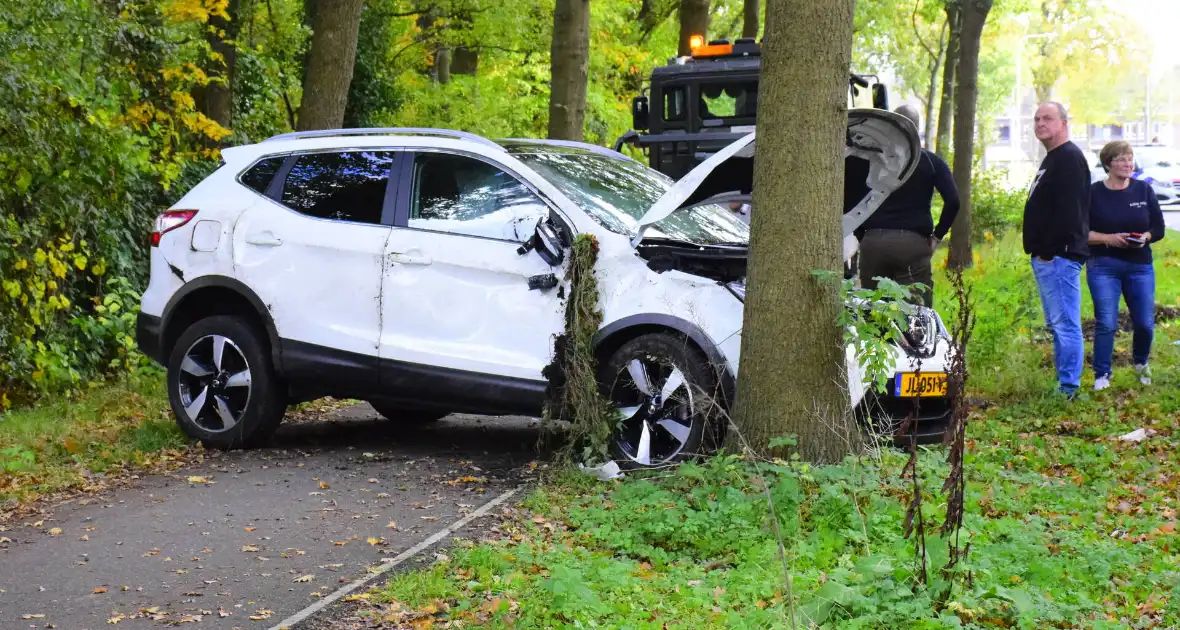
[1087,140,1166,390]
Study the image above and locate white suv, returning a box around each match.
[137,116,952,468]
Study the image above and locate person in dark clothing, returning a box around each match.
[1022,101,1091,398]
[1086,140,1166,391]
[856,104,960,307]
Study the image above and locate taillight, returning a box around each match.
[151,210,198,247]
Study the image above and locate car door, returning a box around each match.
[232,150,398,394]
[377,149,565,412]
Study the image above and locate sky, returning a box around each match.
[1124,0,1180,75]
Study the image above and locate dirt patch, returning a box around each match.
[1081,304,1180,341]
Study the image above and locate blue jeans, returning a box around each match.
[1086,256,1155,377]
[1031,256,1085,392]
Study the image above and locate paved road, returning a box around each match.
[1164,206,1180,232]
[0,405,545,630]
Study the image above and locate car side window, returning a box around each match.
[409,152,549,242]
[279,151,394,225]
[240,157,284,195]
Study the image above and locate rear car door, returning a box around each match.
[376,149,565,413]
[232,150,397,394]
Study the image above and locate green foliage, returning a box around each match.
[970,168,1026,242]
[542,234,617,463]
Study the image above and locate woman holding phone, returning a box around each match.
[1087,140,1166,391]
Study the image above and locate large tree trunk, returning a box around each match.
[452,47,479,75]
[678,0,710,56]
[733,0,859,463]
[946,0,992,271]
[923,21,947,149]
[742,0,759,38]
[547,0,590,140]
[297,0,365,131]
[935,0,961,159]
[194,0,240,140]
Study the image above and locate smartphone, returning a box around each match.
[1127,233,1145,245]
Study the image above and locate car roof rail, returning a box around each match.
[262,127,503,150]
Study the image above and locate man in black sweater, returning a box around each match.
[856,104,960,307]
[1022,101,1091,398]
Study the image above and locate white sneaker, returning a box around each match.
[1135,364,1152,386]
[1094,375,1111,391]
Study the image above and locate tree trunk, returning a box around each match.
[452,47,479,75]
[547,0,590,140]
[935,0,961,159]
[194,0,240,138]
[946,0,992,271]
[733,0,859,464]
[435,47,452,84]
[743,0,759,38]
[923,21,947,150]
[297,0,365,131]
[678,0,710,56]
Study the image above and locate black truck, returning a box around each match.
[613,36,890,180]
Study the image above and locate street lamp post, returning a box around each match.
[1014,32,1054,156]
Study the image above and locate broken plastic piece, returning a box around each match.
[578,461,624,481]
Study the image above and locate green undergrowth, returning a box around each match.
[368,235,1180,628]
[0,368,188,510]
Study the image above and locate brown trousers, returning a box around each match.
[857,229,934,306]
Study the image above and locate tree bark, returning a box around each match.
[435,46,452,84]
[452,47,479,75]
[946,0,992,271]
[923,21,947,150]
[935,0,961,160]
[547,0,590,140]
[678,0,710,56]
[194,0,240,139]
[733,0,859,463]
[742,0,759,38]
[297,0,365,131]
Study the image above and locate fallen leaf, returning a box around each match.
[0,537,11,544]
[244,527,256,532]
[367,537,381,546]
[48,527,63,536]
[22,614,46,619]
[79,535,89,541]
[242,544,260,552]
[333,541,348,546]
[293,574,314,583]
[93,587,108,594]
[218,608,231,618]
[387,520,398,529]
[367,478,378,483]
[422,516,439,521]
[318,481,330,489]
[187,476,209,484]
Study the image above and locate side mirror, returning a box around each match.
[518,218,565,266]
[872,84,889,110]
[632,96,650,131]
[535,222,565,266]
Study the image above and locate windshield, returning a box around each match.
[510,149,749,245]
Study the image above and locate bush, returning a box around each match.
[971,168,1026,242]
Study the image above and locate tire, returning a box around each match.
[599,333,721,470]
[368,401,447,425]
[166,315,286,449]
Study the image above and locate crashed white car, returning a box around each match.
[137,116,951,469]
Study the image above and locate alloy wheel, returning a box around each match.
[176,335,253,433]
[611,355,696,466]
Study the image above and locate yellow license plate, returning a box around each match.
[894,372,948,397]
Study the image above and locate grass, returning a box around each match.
[0,367,189,512]
[363,233,1180,629]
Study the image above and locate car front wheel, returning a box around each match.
[600,334,721,469]
[166,315,286,449]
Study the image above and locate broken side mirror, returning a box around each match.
[632,95,650,131]
[519,218,565,266]
[872,84,889,110]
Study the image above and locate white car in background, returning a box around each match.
[1087,145,1180,207]
[136,116,952,470]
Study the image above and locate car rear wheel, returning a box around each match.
[600,334,721,469]
[368,401,447,425]
[167,315,286,449]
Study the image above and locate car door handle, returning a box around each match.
[389,252,432,266]
[246,232,283,247]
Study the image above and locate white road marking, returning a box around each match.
[269,485,521,630]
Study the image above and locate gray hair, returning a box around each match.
[1039,101,1069,121]
[894,104,921,127]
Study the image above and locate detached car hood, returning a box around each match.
[631,108,922,248]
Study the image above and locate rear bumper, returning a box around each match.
[136,312,164,365]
